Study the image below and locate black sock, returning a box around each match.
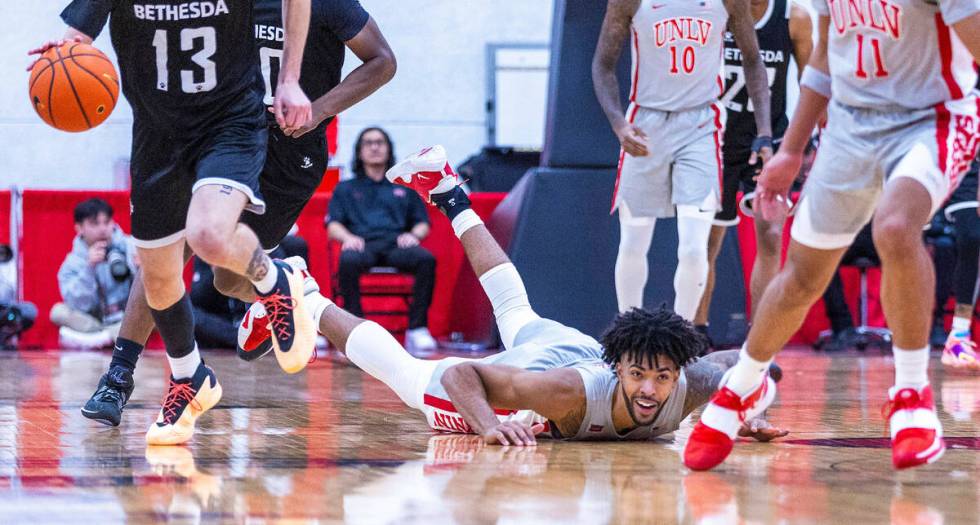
[109,337,144,373]
[430,186,471,221]
[149,294,196,358]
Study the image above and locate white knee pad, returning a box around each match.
[616,205,657,312]
[345,321,434,409]
[479,263,540,350]
[673,209,713,320]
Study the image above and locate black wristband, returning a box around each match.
[751,135,773,153]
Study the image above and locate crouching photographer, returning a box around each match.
[51,198,137,349]
[0,244,36,350]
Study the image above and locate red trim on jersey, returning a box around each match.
[936,14,964,100]
[423,394,517,416]
[630,27,640,102]
[611,104,642,214]
[935,102,951,177]
[710,103,724,194]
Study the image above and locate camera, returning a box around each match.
[106,246,131,282]
[0,302,36,350]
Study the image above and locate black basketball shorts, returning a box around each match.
[240,124,329,250]
[129,95,268,248]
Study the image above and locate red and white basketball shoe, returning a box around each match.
[385,145,458,203]
[236,256,319,362]
[885,384,945,469]
[683,375,777,471]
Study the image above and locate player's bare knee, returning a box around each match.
[185,222,231,265]
[780,264,826,302]
[872,216,919,258]
[756,225,783,256]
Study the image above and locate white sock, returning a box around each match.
[169,345,201,380]
[615,206,655,312]
[725,345,772,397]
[893,345,929,390]
[251,257,278,294]
[305,291,333,333]
[479,263,541,350]
[345,321,433,409]
[952,316,971,336]
[673,211,713,321]
[451,209,483,238]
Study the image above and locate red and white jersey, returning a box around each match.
[813,0,980,109]
[629,0,729,111]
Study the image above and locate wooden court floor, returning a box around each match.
[0,349,978,524]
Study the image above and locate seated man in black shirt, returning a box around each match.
[327,127,437,353]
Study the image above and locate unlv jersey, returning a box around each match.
[722,0,792,150]
[812,0,980,109]
[61,0,264,129]
[629,0,729,111]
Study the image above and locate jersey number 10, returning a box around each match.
[152,27,217,93]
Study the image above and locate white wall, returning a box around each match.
[0,1,554,189]
[1,2,134,189]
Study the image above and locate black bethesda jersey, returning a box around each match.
[721,0,793,152]
[252,0,368,126]
[61,0,264,131]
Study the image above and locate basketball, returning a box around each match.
[28,42,119,132]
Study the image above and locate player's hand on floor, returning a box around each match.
[756,150,801,222]
[26,36,83,71]
[738,417,789,442]
[615,121,649,157]
[273,80,313,133]
[482,422,546,446]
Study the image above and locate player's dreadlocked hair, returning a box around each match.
[600,307,707,370]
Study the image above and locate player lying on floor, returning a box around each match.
[242,146,788,443]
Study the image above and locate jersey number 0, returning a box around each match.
[152,27,218,93]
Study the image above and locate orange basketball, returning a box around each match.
[28,42,119,132]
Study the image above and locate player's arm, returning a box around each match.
[725,0,773,163]
[952,12,980,62]
[682,350,788,441]
[289,18,396,138]
[28,1,106,70]
[756,15,830,221]
[591,0,648,157]
[276,0,314,131]
[788,3,814,80]
[441,363,584,446]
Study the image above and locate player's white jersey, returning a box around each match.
[813,0,980,109]
[629,0,729,111]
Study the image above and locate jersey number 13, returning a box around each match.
[152,27,217,93]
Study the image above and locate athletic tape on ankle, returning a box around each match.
[451,209,483,238]
[800,66,831,99]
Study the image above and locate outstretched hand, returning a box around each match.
[738,417,789,442]
[27,35,84,71]
[482,421,547,446]
[755,150,801,222]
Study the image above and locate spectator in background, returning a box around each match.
[0,244,36,349]
[191,258,247,350]
[52,198,137,349]
[327,127,437,353]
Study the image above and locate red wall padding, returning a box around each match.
[13,188,902,349]
[18,190,504,349]
[0,190,10,245]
